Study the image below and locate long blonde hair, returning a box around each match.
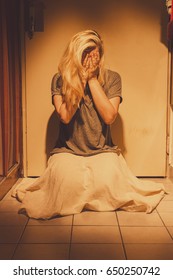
[58,30,105,109]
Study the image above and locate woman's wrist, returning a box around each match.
[88,76,98,84]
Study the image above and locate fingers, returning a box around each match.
[83,58,94,74]
[83,50,100,68]
[83,54,91,70]
[81,48,100,84]
[84,55,98,69]
[90,50,100,67]
[92,49,100,60]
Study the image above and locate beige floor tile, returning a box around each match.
[70,244,125,260]
[142,178,173,195]
[117,211,164,226]
[0,199,21,212]
[0,226,25,243]
[13,244,69,260]
[11,178,24,189]
[2,192,15,201]
[167,227,173,238]
[11,178,36,191]
[160,177,173,198]
[144,178,170,184]
[72,226,122,244]
[163,179,173,186]
[2,179,23,200]
[125,244,173,260]
[73,211,118,226]
[121,227,173,243]
[20,226,71,243]
[0,244,17,260]
[163,194,173,201]
[162,182,171,188]
[156,201,173,212]
[159,213,173,226]
[28,215,73,226]
[0,212,28,226]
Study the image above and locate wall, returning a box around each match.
[169,107,173,167]
[24,0,168,176]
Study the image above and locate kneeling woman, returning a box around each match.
[13,30,165,219]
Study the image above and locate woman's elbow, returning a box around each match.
[59,113,71,124]
[55,110,71,124]
[61,117,71,124]
[104,111,118,125]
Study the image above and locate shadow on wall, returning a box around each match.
[46,0,168,44]
[45,111,126,159]
[45,111,60,162]
[111,114,126,156]
[160,0,169,47]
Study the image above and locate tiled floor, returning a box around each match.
[0,178,173,260]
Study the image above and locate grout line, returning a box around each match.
[68,214,74,260]
[156,210,173,240]
[22,224,74,227]
[11,216,30,259]
[116,211,128,260]
[0,242,71,244]
[72,225,119,227]
[10,242,123,245]
[1,242,173,245]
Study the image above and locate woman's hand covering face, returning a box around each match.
[81,47,100,86]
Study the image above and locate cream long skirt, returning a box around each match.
[12,152,165,219]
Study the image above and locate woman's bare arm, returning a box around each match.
[82,48,120,124]
[88,78,120,124]
[53,95,78,124]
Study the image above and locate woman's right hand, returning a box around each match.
[81,48,100,86]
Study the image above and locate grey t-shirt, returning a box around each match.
[50,69,122,156]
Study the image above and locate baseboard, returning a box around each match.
[167,164,173,180]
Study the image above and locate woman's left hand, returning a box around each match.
[81,48,100,86]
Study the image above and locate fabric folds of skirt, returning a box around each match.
[12,152,166,219]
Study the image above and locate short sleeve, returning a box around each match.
[51,73,62,97]
[105,70,122,103]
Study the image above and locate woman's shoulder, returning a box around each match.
[104,69,121,88]
[104,68,121,81]
[103,69,122,101]
[51,72,63,91]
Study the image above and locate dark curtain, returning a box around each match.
[0,0,22,187]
